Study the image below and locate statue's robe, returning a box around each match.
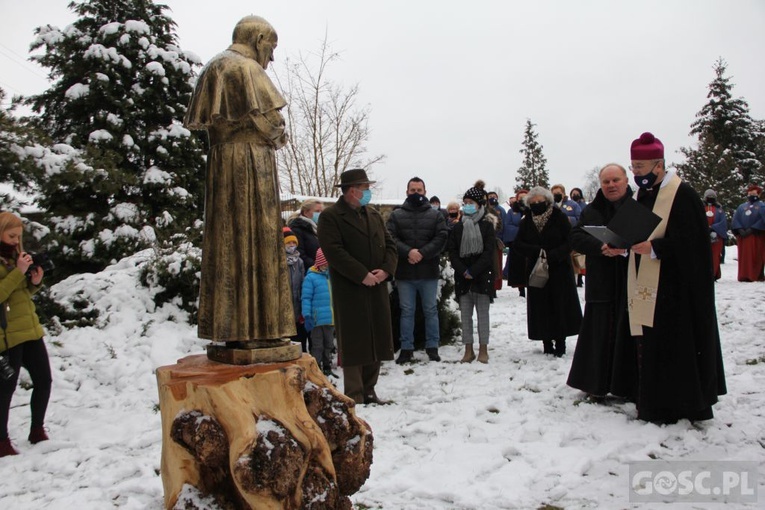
[185,44,295,341]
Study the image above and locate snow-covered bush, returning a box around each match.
[139,239,201,324]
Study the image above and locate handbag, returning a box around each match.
[527,249,549,288]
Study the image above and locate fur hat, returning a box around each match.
[314,248,327,268]
[630,132,664,160]
[463,180,487,205]
[283,226,298,245]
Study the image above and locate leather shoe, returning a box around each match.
[395,349,414,364]
[363,392,392,405]
[426,348,441,362]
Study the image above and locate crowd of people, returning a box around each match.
[2,130,760,458]
[276,130,752,426]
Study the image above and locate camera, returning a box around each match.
[0,355,14,381]
[27,252,55,274]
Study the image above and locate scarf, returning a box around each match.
[532,206,553,233]
[627,173,681,335]
[460,206,486,257]
[286,251,301,266]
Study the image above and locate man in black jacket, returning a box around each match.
[387,177,448,363]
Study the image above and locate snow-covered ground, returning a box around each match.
[1,248,763,509]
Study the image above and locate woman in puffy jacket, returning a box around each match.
[0,212,51,457]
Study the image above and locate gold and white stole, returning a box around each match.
[627,173,682,336]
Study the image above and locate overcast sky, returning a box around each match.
[2,0,764,201]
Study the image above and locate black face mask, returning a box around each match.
[530,202,548,215]
[406,193,427,206]
[634,171,659,190]
[553,193,563,203]
[706,197,716,205]
[571,194,581,202]
[748,195,759,203]
[0,242,17,259]
[448,212,459,218]
[488,198,498,206]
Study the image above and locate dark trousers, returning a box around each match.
[1,338,52,439]
[342,362,380,404]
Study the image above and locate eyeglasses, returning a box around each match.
[629,161,661,173]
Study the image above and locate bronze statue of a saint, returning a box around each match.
[184,16,296,346]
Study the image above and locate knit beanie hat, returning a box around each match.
[283,226,298,245]
[703,189,717,200]
[630,132,664,160]
[314,247,327,268]
[463,180,487,205]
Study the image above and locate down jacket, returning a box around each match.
[386,200,448,280]
[301,268,334,327]
[0,263,44,352]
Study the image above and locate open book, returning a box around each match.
[582,198,662,249]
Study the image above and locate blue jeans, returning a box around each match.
[397,279,440,350]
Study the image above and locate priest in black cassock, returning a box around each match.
[567,164,634,399]
[622,132,726,423]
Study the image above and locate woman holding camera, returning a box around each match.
[0,212,50,457]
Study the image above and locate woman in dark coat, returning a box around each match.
[288,199,323,272]
[514,187,582,357]
[566,165,634,397]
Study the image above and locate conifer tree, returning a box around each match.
[677,58,762,211]
[0,89,43,210]
[515,119,549,191]
[24,0,205,276]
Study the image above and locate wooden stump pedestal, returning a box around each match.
[156,354,372,509]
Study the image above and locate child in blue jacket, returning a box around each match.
[301,248,336,377]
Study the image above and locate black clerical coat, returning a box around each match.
[624,180,726,422]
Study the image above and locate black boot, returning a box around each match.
[396,349,414,364]
[426,348,441,362]
[554,339,566,358]
[542,340,554,354]
[519,287,526,298]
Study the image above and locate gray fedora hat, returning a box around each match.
[335,168,376,187]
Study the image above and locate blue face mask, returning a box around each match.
[359,189,372,206]
[462,204,477,216]
[312,212,321,223]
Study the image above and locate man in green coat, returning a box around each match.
[318,169,397,405]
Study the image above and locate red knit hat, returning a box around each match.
[630,132,664,160]
[314,247,327,268]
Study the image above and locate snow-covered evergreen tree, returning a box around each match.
[515,119,549,192]
[677,58,762,210]
[0,88,44,210]
[24,0,205,276]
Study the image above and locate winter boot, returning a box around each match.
[322,365,339,378]
[519,287,526,298]
[542,340,554,355]
[554,339,566,358]
[460,344,476,363]
[426,348,441,362]
[477,344,489,364]
[395,349,414,365]
[28,426,49,444]
[0,437,19,457]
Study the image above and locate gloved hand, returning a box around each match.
[710,231,717,242]
[304,316,314,332]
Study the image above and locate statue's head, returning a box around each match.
[232,16,278,70]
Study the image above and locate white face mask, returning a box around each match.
[286,245,297,254]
